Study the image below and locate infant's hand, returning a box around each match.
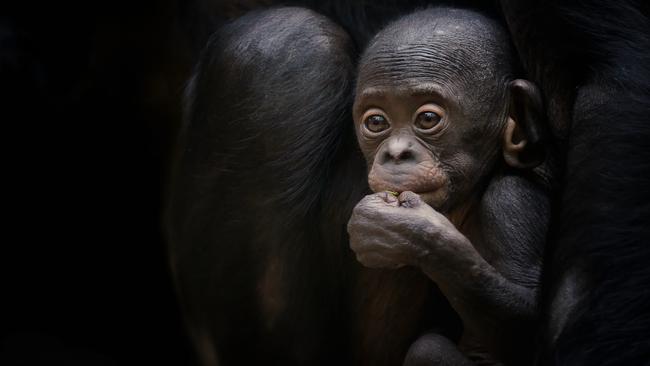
[347,191,463,270]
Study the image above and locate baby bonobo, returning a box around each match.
[347,8,551,366]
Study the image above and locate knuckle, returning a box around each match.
[350,237,372,253]
[346,219,359,234]
[364,193,380,201]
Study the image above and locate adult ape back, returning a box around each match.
[347,8,551,365]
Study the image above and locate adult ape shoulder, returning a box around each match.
[167,5,552,366]
[347,9,550,365]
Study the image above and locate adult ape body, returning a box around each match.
[347,10,550,365]
[499,1,650,364]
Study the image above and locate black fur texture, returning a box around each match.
[168,1,650,365]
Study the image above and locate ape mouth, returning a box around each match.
[415,188,444,198]
[370,186,447,208]
[368,162,447,198]
[382,186,448,206]
[369,180,444,197]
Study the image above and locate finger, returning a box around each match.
[377,191,399,206]
[398,191,423,208]
[359,192,398,208]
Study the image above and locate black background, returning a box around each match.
[1,1,214,364]
[2,1,649,365]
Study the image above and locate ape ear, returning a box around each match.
[503,79,545,169]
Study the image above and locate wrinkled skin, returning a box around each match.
[347,8,550,365]
[348,191,469,271]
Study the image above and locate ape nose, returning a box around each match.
[382,138,416,164]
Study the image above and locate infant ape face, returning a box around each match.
[353,78,504,211]
[353,8,544,212]
[354,83,456,210]
[353,9,516,211]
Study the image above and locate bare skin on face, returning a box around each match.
[355,83,469,213]
[347,8,549,366]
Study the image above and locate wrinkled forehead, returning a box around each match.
[357,42,483,94]
[356,11,507,95]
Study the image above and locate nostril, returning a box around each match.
[383,149,414,163]
[382,151,393,163]
[398,150,413,161]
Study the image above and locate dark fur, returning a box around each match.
[167,8,369,365]
[168,1,650,365]
[501,1,650,364]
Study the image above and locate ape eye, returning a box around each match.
[414,111,442,130]
[364,115,390,133]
